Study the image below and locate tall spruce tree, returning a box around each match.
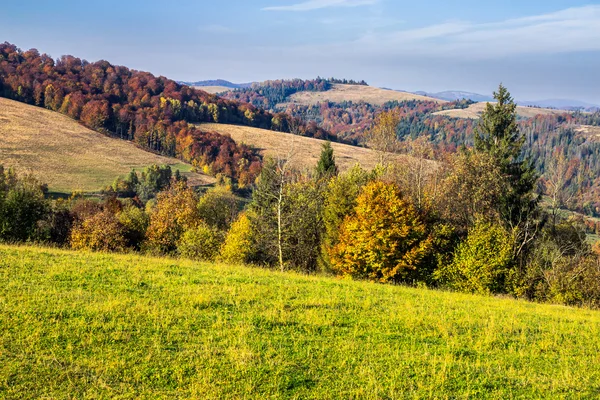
[475,84,540,227]
[474,84,542,275]
[315,141,339,180]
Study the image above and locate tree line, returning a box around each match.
[2,86,600,309]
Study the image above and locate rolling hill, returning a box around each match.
[199,123,408,171]
[3,244,600,398]
[434,102,568,119]
[0,98,215,193]
[283,84,445,107]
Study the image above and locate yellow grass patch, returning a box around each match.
[0,98,214,193]
[282,84,445,107]
[199,123,408,172]
[434,102,568,119]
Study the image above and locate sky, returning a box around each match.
[2,0,600,103]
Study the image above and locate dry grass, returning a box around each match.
[0,98,214,193]
[574,125,600,142]
[199,123,407,172]
[434,102,568,119]
[193,86,234,94]
[282,84,445,107]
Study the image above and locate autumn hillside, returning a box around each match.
[0,98,214,193]
[281,84,445,107]
[199,123,410,172]
[434,101,569,119]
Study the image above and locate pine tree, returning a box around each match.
[315,141,338,179]
[474,84,542,278]
[474,84,540,229]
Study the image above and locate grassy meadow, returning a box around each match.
[1,245,600,398]
[0,98,214,193]
[283,84,446,107]
[200,123,412,172]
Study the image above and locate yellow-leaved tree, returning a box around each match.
[145,182,200,254]
[330,181,432,283]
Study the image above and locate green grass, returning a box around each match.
[1,245,600,398]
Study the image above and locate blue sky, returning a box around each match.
[2,0,600,103]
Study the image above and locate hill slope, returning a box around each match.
[2,244,600,398]
[0,98,215,193]
[284,84,445,107]
[199,123,407,171]
[434,101,568,119]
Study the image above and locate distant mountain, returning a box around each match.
[414,90,494,103]
[517,99,599,112]
[179,79,253,89]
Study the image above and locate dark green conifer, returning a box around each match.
[315,141,338,180]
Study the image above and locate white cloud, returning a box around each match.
[353,5,600,58]
[263,0,377,12]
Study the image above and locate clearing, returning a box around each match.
[194,86,234,94]
[282,84,446,107]
[1,244,600,398]
[434,102,569,119]
[199,123,407,171]
[0,98,214,193]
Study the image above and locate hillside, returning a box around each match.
[194,85,234,94]
[434,102,568,119]
[199,123,407,171]
[284,84,446,107]
[2,244,600,398]
[0,98,215,193]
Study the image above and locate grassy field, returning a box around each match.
[200,123,410,172]
[0,98,214,193]
[2,245,600,398]
[434,102,568,119]
[193,85,234,94]
[282,84,445,107]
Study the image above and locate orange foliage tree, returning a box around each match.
[330,181,432,283]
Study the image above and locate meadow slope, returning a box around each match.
[0,98,214,193]
[434,102,568,119]
[282,84,446,107]
[199,123,409,172]
[1,245,600,398]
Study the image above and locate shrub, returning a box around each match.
[70,210,126,252]
[118,205,149,250]
[435,220,515,294]
[197,185,242,230]
[178,223,224,261]
[145,182,200,254]
[0,169,49,242]
[220,212,255,264]
[330,181,432,283]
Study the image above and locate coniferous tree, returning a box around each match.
[315,141,338,179]
[474,84,543,280]
[475,84,540,229]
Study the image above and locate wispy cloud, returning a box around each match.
[263,0,377,12]
[354,5,600,58]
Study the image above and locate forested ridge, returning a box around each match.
[0,43,335,185]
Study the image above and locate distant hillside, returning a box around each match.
[0,98,215,193]
[434,102,569,119]
[416,91,494,103]
[286,84,445,107]
[179,79,253,89]
[518,99,599,112]
[198,123,411,172]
